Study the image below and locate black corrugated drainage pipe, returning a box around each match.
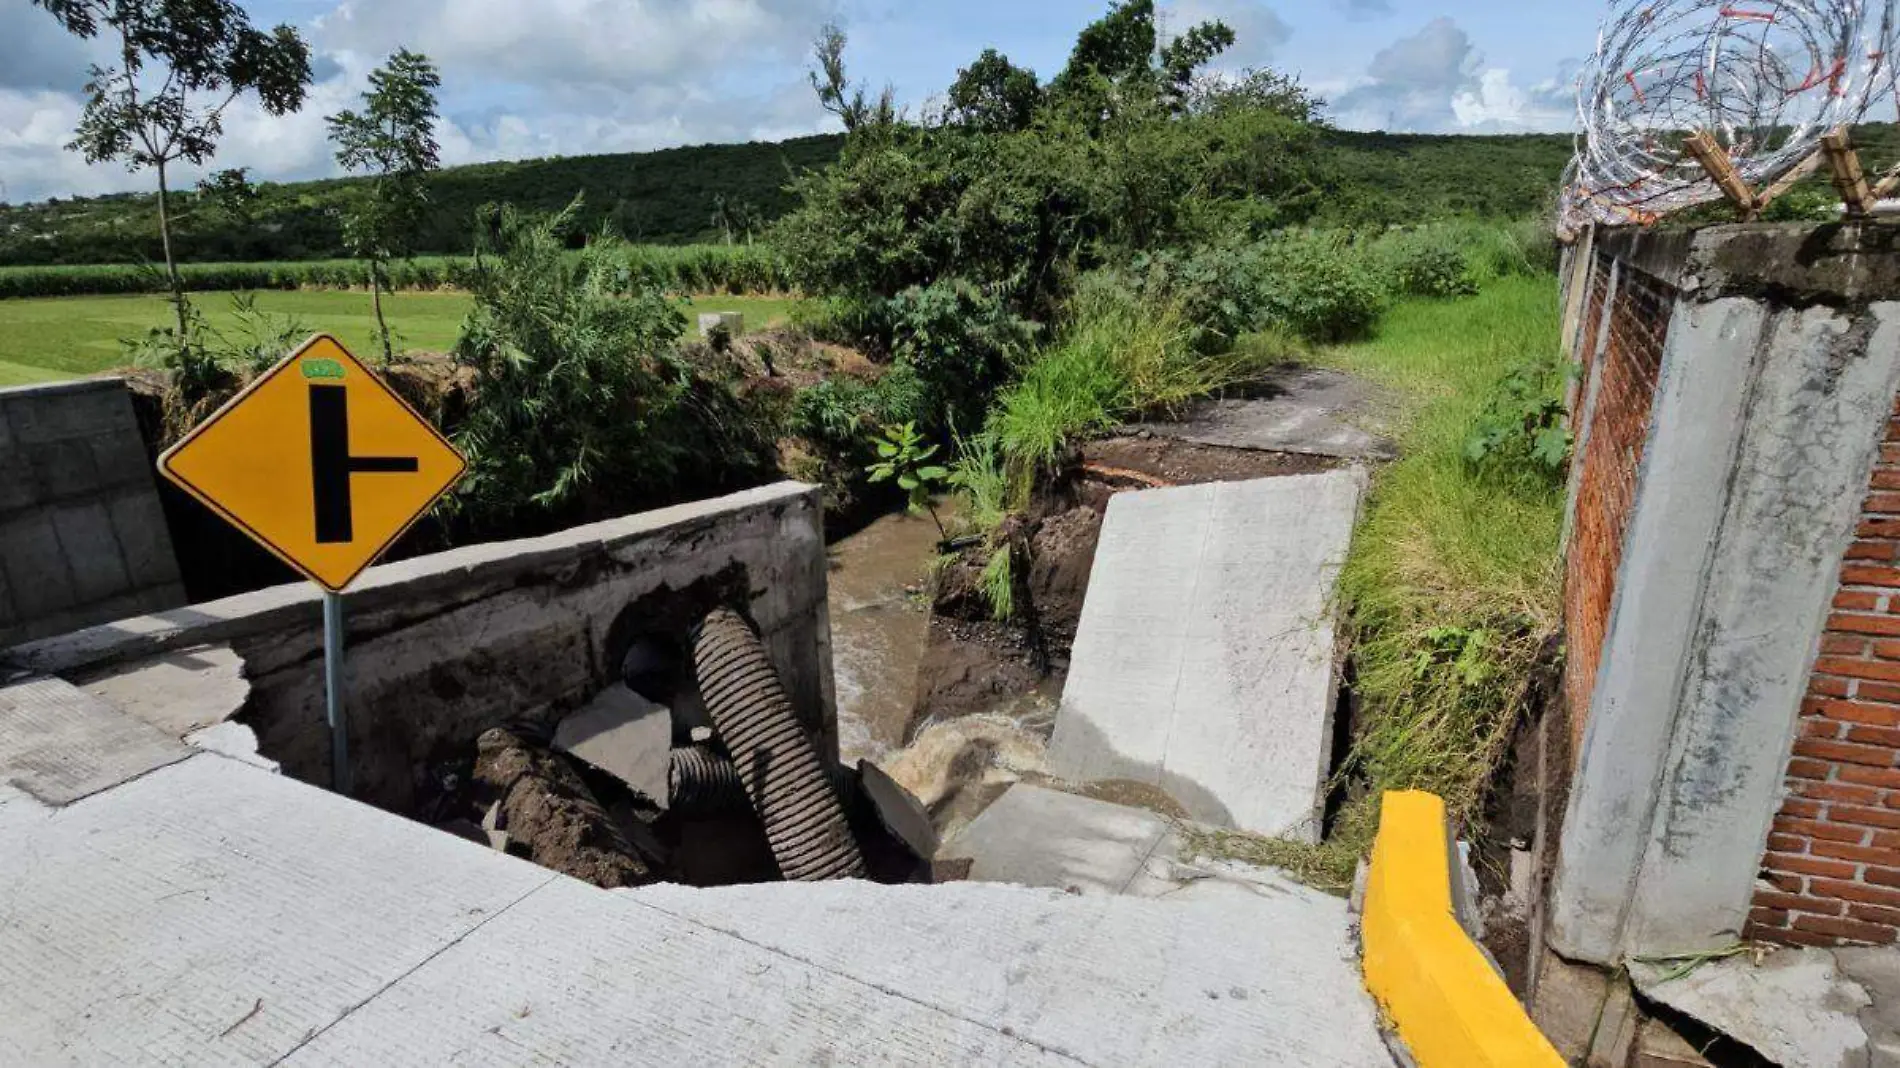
[668,745,854,816]
[691,608,865,880]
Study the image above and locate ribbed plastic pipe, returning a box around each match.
[690,608,865,880]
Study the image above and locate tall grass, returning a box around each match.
[991,283,1281,490]
[1311,275,1566,848]
[0,244,790,300]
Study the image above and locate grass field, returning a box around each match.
[0,291,799,387]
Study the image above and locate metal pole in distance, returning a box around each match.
[322,590,351,796]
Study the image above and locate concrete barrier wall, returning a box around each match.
[2,482,835,817]
[0,379,184,647]
[1552,223,1900,962]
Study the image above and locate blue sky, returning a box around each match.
[1,1,1601,203]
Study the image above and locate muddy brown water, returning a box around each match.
[827,510,941,764]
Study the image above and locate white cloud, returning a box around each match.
[316,0,836,93]
[1329,18,1575,134]
[3,0,843,205]
[1451,68,1575,131]
[1165,1,1293,68]
[1333,0,1391,18]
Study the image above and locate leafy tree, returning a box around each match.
[947,50,1041,133]
[328,48,441,362]
[195,167,258,226]
[1157,22,1236,109]
[30,0,311,348]
[809,23,895,141]
[1048,0,1233,121]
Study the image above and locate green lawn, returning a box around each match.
[0,290,797,386]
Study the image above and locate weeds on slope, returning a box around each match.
[1312,275,1567,852]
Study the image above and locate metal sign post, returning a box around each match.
[322,590,351,795]
[155,334,466,799]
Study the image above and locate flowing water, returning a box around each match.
[826,508,1069,839]
[826,510,942,765]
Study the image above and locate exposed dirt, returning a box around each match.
[911,618,1047,726]
[472,727,656,888]
[1081,435,1344,487]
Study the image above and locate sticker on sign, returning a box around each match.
[157,333,467,593]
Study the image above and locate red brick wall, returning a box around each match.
[1563,264,1674,760]
[1751,394,1900,948]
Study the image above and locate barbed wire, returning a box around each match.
[1560,1,1897,235]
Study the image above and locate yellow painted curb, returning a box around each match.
[1362,790,1563,1068]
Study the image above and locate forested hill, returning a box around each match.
[0,128,1582,266]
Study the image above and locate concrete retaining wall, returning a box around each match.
[1,482,835,817]
[1552,223,1900,962]
[0,379,184,647]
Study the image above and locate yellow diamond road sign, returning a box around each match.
[158,333,467,593]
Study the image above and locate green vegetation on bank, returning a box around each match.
[0,243,790,300]
[1315,276,1566,847]
[2,125,1588,271]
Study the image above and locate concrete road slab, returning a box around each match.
[0,755,557,1065]
[1048,471,1364,839]
[633,878,1393,1067]
[0,674,191,804]
[76,644,249,737]
[1129,366,1396,460]
[292,877,1070,1067]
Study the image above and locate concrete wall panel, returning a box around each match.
[3,482,836,818]
[1551,296,1765,962]
[1625,302,1900,952]
[0,379,184,646]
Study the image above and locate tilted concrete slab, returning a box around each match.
[939,782,1363,905]
[937,782,1170,895]
[0,674,190,804]
[1047,471,1364,839]
[1630,949,1876,1068]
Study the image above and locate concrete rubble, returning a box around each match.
[1048,470,1364,839]
[1629,946,1900,1068]
[551,682,672,806]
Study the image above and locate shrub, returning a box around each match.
[125,293,310,440]
[1255,230,1389,342]
[1465,356,1571,483]
[885,278,1039,435]
[989,281,1271,487]
[1381,234,1479,298]
[790,378,877,447]
[448,200,691,528]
